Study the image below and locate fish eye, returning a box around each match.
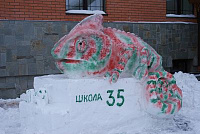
[77,40,87,53]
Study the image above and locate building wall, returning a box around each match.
[0,0,197,22]
[0,20,198,99]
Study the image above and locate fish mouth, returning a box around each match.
[57,59,82,64]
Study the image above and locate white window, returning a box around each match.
[66,0,106,14]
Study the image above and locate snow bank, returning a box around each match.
[0,99,21,134]
[1,72,200,134]
[174,72,200,109]
[0,98,21,109]
[173,72,200,133]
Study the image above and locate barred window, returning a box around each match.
[66,0,105,14]
[167,0,194,15]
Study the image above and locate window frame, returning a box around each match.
[166,0,195,18]
[66,0,106,15]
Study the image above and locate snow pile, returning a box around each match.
[173,72,200,133]
[174,72,200,109]
[1,71,200,134]
[0,99,21,134]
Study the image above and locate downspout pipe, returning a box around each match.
[198,10,200,70]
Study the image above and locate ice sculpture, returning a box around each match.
[51,14,182,115]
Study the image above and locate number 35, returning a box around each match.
[106,89,125,107]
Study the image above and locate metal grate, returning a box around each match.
[66,0,105,11]
[167,0,194,15]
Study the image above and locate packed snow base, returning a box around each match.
[0,72,200,134]
[20,76,146,134]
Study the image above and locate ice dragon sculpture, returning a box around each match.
[51,14,182,115]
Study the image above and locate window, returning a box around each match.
[167,0,194,15]
[66,0,106,14]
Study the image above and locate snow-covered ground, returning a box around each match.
[0,71,200,134]
[0,99,21,134]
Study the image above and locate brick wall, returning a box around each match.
[0,0,197,22]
